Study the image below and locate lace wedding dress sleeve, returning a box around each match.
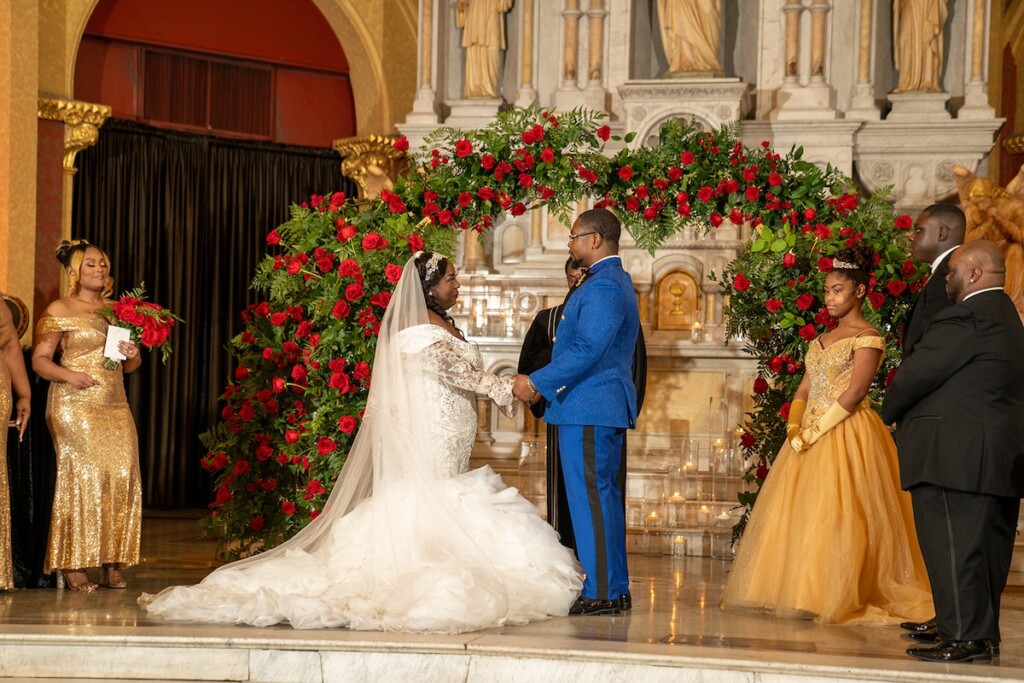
[401,325,517,417]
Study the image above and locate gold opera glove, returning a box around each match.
[800,401,852,447]
[785,399,807,441]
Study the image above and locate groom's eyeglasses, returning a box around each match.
[567,231,597,243]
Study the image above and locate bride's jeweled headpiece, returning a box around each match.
[416,251,446,282]
[832,259,858,270]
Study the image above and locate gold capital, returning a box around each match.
[38,98,112,173]
[332,134,405,200]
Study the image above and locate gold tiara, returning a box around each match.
[832,259,858,269]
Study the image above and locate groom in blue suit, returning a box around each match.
[514,208,640,616]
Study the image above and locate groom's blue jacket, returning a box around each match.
[530,256,639,428]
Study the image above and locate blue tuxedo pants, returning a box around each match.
[558,424,629,600]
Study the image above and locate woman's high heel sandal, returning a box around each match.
[63,569,98,592]
[100,564,127,589]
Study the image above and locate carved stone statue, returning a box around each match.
[954,165,1024,322]
[656,0,724,77]
[893,0,948,93]
[456,0,515,99]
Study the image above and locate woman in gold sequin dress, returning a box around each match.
[721,246,933,624]
[0,299,32,590]
[31,241,143,592]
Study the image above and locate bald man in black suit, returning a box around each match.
[882,240,1024,663]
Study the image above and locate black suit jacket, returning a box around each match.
[902,253,953,356]
[881,290,1024,497]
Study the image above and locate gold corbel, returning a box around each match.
[38,98,112,173]
[332,134,406,200]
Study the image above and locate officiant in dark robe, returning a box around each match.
[517,257,647,554]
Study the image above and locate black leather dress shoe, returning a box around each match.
[905,629,938,643]
[907,639,995,663]
[569,597,621,616]
[899,617,937,633]
[618,593,632,611]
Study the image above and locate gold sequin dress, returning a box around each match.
[37,316,142,573]
[0,357,12,588]
[721,334,933,624]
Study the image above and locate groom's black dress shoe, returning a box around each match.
[618,593,632,611]
[905,629,939,643]
[899,617,936,633]
[569,597,621,616]
[907,639,996,663]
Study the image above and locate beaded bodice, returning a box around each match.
[803,334,884,426]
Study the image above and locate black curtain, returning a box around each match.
[71,119,355,506]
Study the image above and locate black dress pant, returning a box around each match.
[910,484,1019,643]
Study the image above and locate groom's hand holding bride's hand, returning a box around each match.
[512,374,542,406]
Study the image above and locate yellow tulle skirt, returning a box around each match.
[721,407,933,625]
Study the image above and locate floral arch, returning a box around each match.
[201,107,923,556]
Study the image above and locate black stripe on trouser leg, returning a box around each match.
[583,426,608,599]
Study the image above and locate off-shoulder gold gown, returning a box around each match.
[721,335,933,624]
[37,316,142,573]
[0,358,12,588]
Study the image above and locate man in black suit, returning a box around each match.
[901,203,965,356]
[882,239,1024,663]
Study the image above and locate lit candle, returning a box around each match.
[690,320,703,343]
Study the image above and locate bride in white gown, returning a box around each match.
[142,252,582,632]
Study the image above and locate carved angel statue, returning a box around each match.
[953,165,1024,322]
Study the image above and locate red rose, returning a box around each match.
[753,377,769,394]
[477,187,496,202]
[519,173,534,188]
[868,291,886,310]
[317,437,336,455]
[755,463,769,480]
[392,136,409,152]
[272,376,286,393]
[782,252,797,268]
[353,361,371,380]
[234,460,249,475]
[266,230,281,246]
[269,312,288,327]
[817,257,833,272]
[618,165,634,181]
[886,279,908,296]
[804,208,818,221]
[406,235,425,253]
[511,202,527,216]
[740,432,756,448]
[814,224,832,240]
[901,259,917,278]
[281,500,296,515]
[284,429,300,444]
[765,299,783,313]
[437,209,452,225]
[337,224,357,242]
[745,186,760,202]
[455,139,473,158]
[140,325,163,347]
[780,401,792,420]
[541,147,555,163]
[596,125,611,141]
[895,214,913,230]
[768,172,782,187]
[668,166,683,181]
[370,291,392,308]
[361,232,388,251]
[680,151,696,166]
[767,356,783,373]
[796,293,815,311]
[329,372,350,392]
[643,207,658,221]
[733,273,750,291]
[697,186,713,202]
[234,366,249,380]
[798,323,817,341]
[249,515,265,532]
[710,213,723,227]
[332,299,351,319]
[338,415,357,434]
[345,283,365,302]
[480,154,496,170]
[457,192,473,207]
[384,263,403,284]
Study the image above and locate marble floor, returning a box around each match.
[1,510,1023,682]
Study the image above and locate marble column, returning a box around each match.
[960,0,995,119]
[847,0,881,120]
[554,0,582,108]
[515,0,537,106]
[770,0,837,119]
[579,0,607,111]
[406,0,440,125]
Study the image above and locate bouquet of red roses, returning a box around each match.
[98,283,183,369]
